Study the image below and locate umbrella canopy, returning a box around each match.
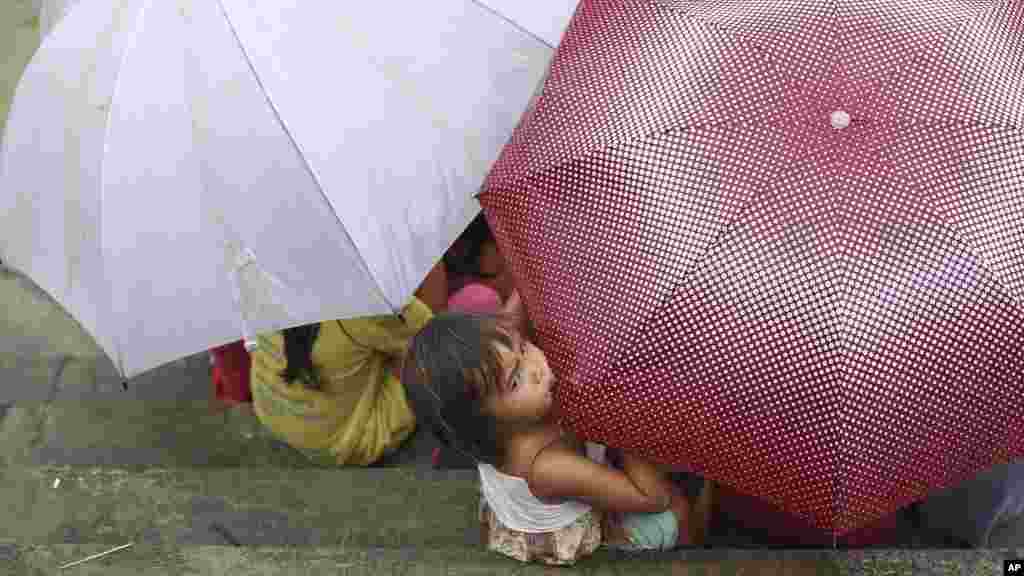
[0,0,578,378]
[480,0,1024,536]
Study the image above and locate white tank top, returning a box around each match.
[477,442,607,533]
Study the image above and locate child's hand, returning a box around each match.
[498,290,525,333]
[621,452,676,511]
[501,289,522,317]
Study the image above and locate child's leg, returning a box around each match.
[670,493,692,547]
[665,470,715,547]
[609,509,680,551]
[689,479,715,547]
[602,449,709,549]
[601,512,633,548]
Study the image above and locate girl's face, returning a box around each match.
[486,328,556,426]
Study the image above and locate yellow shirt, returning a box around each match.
[250,298,432,466]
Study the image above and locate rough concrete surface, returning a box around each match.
[1,543,854,576]
[3,543,1020,575]
[0,268,100,363]
[835,549,1013,576]
[0,466,480,548]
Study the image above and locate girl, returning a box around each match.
[403,295,708,565]
[248,260,447,466]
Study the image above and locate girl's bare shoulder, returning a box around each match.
[501,427,580,479]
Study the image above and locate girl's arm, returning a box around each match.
[527,445,672,514]
[620,452,678,509]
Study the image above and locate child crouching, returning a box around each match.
[402,301,700,565]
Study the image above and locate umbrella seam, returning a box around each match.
[481,118,829,395]
[828,0,844,538]
[467,0,560,49]
[487,116,1022,196]
[486,4,799,190]
[901,160,1022,309]
[97,0,153,378]
[213,0,399,315]
[489,103,798,192]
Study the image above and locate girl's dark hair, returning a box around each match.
[280,323,322,390]
[444,213,496,279]
[402,312,513,465]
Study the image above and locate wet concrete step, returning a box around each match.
[0,542,852,576]
[0,267,105,377]
[0,399,439,469]
[0,464,775,550]
[0,464,902,552]
[0,467,1003,574]
[0,266,214,404]
[1,466,480,548]
[0,400,322,469]
[0,352,210,404]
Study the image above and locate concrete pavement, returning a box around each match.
[0,266,211,404]
[1,543,859,576]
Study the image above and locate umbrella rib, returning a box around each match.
[484,114,823,391]
[571,122,827,391]
[96,0,155,378]
[467,0,558,49]
[828,0,845,536]
[831,153,855,541]
[903,159,1022,309]
[213,0,399,314]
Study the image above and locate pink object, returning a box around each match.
[478,0,1024,538]
[210,341,252,404]
[447,283,503,315]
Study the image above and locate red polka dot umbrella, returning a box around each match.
[478,0,1024,537]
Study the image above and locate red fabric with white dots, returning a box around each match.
[479,0,1024,536]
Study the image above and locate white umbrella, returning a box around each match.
[35,0,79,37]
[0,0,578,378]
